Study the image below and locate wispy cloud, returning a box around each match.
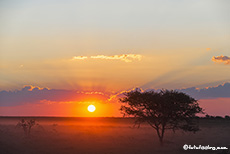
[212,55,230,65]
[71,54,142,62]
[206,48,211,51]
[72,56,88,60]
[108,88,144,102]
[90,54,142,62]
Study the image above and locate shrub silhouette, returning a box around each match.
[16,119,37,136]
[225,115,230,120]
[215,116,224,119]
[120,89,203,145]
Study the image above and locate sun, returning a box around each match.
[87,105,96,112]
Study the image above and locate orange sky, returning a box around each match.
[0,100,122,117]
[0,0,230,117]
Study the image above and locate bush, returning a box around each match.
[225,115,230,120]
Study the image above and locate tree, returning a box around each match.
[16,119,37,136]
[120,89,203,145]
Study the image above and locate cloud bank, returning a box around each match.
[71,54,142,62]
[179,82,230,99]
[0,85,109,107]
[212,55,230,65]
[110,83,230,101]
[1,83,230,107]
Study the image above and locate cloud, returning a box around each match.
[71,54,142,62]
[108,88,144,102]
[206,48,211,51]
[212,55,230,65]
[2,83,230,107]
[109,82,230,101]
[72,56,88,60]
[179,82,230,99]
[90,54,142,62]
[0,85,109,107]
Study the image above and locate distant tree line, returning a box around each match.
[203,114,230,120]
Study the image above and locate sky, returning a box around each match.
[0,0,230,116]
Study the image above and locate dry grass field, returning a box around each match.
[0,117,229,154]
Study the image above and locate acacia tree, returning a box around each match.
[120,89,203,145]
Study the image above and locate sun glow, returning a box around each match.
[87,105,96,112]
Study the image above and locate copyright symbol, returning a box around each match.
[183,144,188,150]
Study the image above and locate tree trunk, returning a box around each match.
[28,127,31,135]
[156,128,165,146]
[159,137,163,146]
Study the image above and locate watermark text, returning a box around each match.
[183,144,228,151]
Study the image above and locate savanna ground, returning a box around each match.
[0,117,229,154]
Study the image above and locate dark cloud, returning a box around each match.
[0,85,108,107]
[179,82,230,99]
[111,83,230,101]
[1,83,230,107]
[212,55,230,65]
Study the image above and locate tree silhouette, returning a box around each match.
[16,119,37,136]
[120,89,203,145]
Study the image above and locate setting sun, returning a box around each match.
[87,105,96,112]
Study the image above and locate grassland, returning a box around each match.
[0,117,229,154]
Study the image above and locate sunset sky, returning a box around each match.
[0,0,230,117]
